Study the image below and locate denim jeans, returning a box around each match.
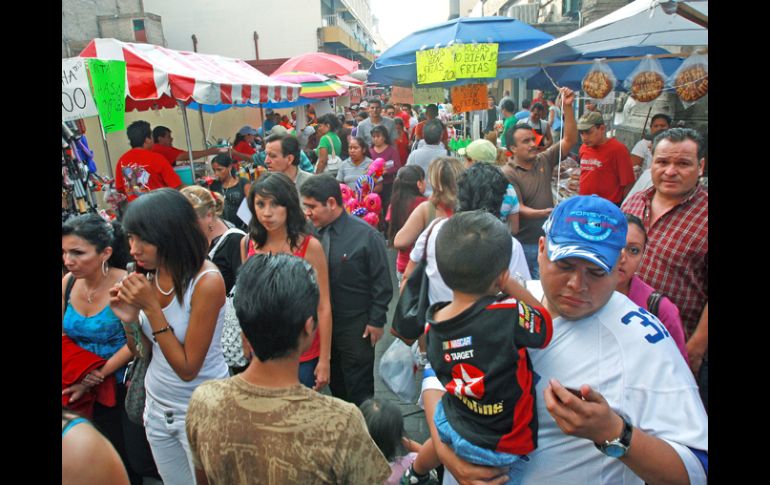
[299,356,319,388]
[521,243,540,280]
[434,400,527,485]
[143,394,196,485]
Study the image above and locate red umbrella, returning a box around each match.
[274,52,359,77]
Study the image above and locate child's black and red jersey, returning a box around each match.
[426,295,553,454]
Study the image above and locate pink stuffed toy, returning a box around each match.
[367,157,386,179]
[344,198,359,213]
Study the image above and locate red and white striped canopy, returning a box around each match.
[79,38,301,112]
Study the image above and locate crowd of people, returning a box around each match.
[63,85,707,484]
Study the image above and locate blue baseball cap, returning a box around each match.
[542,195,627,273]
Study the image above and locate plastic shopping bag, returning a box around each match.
[624,55,666,103]
[379,339,419,403]
[582,59,616,101]
[669,52,708,107]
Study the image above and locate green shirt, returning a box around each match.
[317,132,342,158]
[502,115,517,148]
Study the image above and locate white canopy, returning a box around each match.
[502,0,707,67]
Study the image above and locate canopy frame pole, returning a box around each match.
[198,105,207,146]
[503,51,691,70]
[97,115,113,175]
[178,100,196,184]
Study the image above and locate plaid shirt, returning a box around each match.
[621,185,708,338]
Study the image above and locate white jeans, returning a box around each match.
[143,393,196,485]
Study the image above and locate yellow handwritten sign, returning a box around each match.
[416,46,457,84]
[413,86,446,105]
[450,84,488,113]
[455,43,498,79]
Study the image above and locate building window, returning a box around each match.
[562,0,583,18]
[133,19,147,42]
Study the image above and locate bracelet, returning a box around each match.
[152,325,173,341]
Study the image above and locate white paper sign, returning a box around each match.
[62,58,99,121]
[312,100,333,117]
[237,197,252,226]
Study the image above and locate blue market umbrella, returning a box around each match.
[368,16,554,88]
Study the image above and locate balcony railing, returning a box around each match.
[322,14,376,54]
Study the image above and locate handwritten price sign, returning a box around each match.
[62,58,99,121]
[416,47,456,84]
[87,59,127,133]
[454,43,498,79]
[416,43,499,85]
[450,84,488,113]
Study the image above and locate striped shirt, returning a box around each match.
[621,185,708,337]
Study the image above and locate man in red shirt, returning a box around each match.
[151,126,223,167]
[115,120,183,202]
[412,104,448,148]
[577,111,635,205]
[621,128,707,385]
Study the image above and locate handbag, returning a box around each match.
[322,134,342,175]
[124,321,150,425]
[390,218,441,345]
[208,228,250,369]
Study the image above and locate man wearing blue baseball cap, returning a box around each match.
[426,195,708,484]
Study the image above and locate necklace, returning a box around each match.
[155,271,175,296]
[83,270,109,304]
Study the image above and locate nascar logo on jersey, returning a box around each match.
[442,336,472,351]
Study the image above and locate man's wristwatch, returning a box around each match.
[595,414,633,458]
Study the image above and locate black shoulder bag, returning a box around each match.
[390,217,440,345]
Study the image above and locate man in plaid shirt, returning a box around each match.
[621,128,707,405]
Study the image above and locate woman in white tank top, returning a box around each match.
[110,188,229,485]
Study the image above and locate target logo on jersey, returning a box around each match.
[445,363,485,400]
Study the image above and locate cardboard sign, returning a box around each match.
[416,46,456,84]
[450,84,488,113]
[455,43,498,79]
[86,59,126,133]
[389,86,414,104]
[62,58,99,121]
[413,86,446,105]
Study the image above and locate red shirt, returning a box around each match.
[115,148,182,202]
[578,138,635,204]
[233,140,256,156]
[397,111,411,130]
[151,144,185,166]
[414,120,449,146]
[395,131,410,164]
[621,186,708,338]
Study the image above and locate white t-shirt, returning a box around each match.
[409,218,531,306]
[521,283,708,485]
[431,283,708,485]
[631,139,653,170]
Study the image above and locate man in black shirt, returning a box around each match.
[300,175,393,405]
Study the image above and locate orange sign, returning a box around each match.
[450,84,488,113]
[389,86,414,104]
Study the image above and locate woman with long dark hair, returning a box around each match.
[63,213,159,484]
[369,124,402,220]
[240,172,332,391]
[110,188,229,485]
[386,165,427,284]
[314,113,343,176]
[208,153,250,230]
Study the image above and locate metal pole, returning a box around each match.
[198,105,207,146]
[97,115,113,175]
[178,100,196,183]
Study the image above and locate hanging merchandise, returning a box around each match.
[624,55,666,103]
[670,52,708,106]
[582,59,616,100]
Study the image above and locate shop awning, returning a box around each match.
[79,38,301,112]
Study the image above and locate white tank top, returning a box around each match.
[140,268,229,410]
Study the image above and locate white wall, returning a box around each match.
[143,0,321,59]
